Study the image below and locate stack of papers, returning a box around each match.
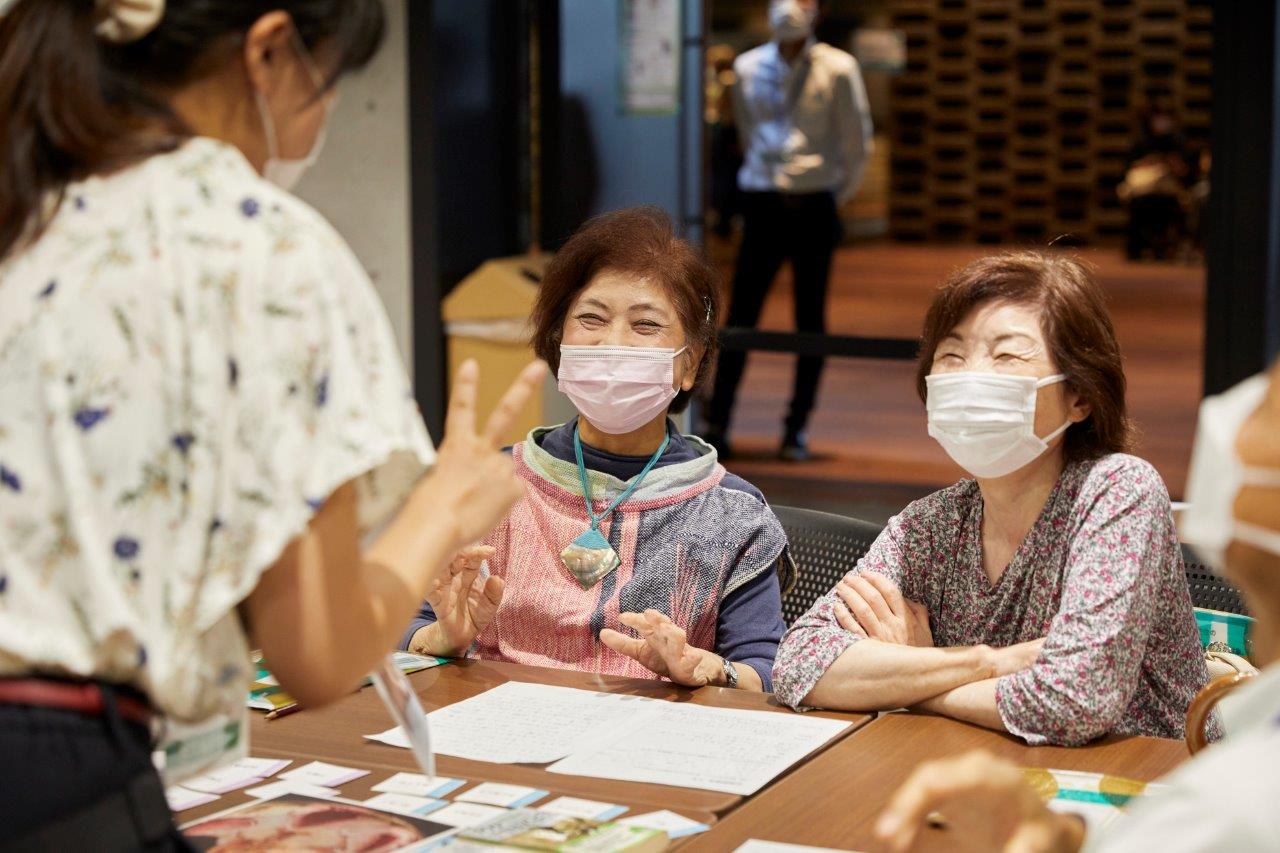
[366,681,850,795]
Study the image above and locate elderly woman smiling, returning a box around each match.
[873,361,1280,853]
[400,207,789,690]
[773,252,1212,745]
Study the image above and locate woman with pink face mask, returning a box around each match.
[402,207,792,691]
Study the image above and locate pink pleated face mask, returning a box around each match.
[557,345,686,435]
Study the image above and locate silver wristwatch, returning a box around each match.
[720,657,739,688]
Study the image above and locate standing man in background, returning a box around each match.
[704,0,872,461]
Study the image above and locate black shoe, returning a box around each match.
[702,427,733,460]
[779,430,811,462]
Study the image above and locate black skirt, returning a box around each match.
[0,684,193,851]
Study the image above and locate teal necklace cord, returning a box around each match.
[574,422,670,530]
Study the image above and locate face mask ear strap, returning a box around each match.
[1042,419,1073,444]
[1035,373,1068,389]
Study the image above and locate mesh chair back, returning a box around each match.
[1181,544,1250,615]
[774,505,885,626]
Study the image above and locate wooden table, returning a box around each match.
[684,713,1191,851]
[183,658,871,826]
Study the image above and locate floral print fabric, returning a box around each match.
[0,138,433,723]
[774,454,1214,745]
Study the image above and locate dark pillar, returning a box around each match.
[1204,0,1280,394]
[407,1,527,437]
[407,1,445,437]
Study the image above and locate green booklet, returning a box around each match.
[459,810,667,852]
[247,651,448,711]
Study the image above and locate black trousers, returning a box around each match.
[0,688,192,851]
[706,189,840,436]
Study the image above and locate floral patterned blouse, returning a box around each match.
[0,138,433,724]
[774,454,1214,746]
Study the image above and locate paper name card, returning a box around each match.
[226,757,292,778]
[362,792,448,818]
[371,772,465,799]
[455,782,548,808]
[165,786,219,812]
[430,802,510,828]
[245,780,340,800]
[181,767,266,795]
[619,810,711,838]
[539,796,627,821]
[279,761,370,788]
[735,842,855,852]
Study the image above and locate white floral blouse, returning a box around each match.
[0,138,434,724]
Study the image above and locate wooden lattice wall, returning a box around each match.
[888,0,1212,244]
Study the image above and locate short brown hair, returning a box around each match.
[915,252,1133,463]
[531,206,721,413]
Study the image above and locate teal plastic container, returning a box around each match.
[1195,608,1254,657]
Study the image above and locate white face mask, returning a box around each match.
[926,371,1072,479]
[769,0,816,42]
[254,31,335,191]
[558,345,686,435]
[1180,374,1280,572]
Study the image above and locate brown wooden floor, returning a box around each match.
[704,240,1205,513]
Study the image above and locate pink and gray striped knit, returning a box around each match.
[466,429,788,680]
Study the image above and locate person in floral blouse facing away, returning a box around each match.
[0,0,544,845]
[773,252,1213,746]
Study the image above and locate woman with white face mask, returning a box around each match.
[871,360,1280,853]
[773,252,1212,746]
[0,1,543,843]
[402,207,791,692]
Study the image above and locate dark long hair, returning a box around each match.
[0,0,385,262]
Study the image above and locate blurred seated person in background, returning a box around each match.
[1120,95,1191,261]
[401,207,791,691]
[773,252,1212,745]
[873,360,1280,853]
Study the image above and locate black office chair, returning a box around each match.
[1181,544,1250,615]
[773,505,885,626]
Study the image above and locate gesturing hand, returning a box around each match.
[872,751,1082,853]
[420,359,547,550]
[833,572,933,648]
[417,545,504,657]
[599,610,721,687]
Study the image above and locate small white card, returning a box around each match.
[455,782,547,809]
[429,802,510,828]
[734,842,853,853]
[182,767,265,795]
[363,793,448,818]
[371,772,465,799]
[165,786,219,812]
[619,810,711,838]
[279,760,370,787]
[226,757,292,778]
[539,796,627,821]
[245,780,340,800]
